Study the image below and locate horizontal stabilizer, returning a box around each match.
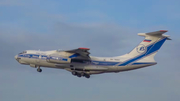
[146,30,168,35]
[138,30,171,40]
[167,37,172,40]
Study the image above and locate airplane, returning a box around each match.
[15,30,171,78]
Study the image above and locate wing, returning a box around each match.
[65,47,90,59]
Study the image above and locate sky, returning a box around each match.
[0,0,180,101]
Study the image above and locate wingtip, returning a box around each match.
[78,47,90,50]
[160,30,168,32]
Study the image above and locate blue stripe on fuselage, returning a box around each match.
[18,54,68,61]
[132,62,157,65]
[118,44,154,66]
[145,38,167,56]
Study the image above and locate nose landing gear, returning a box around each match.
[37,66,42,72]
[72,71,90,78]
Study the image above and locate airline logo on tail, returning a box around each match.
[136,44,147,53]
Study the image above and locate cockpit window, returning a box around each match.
[57,49,65,52]
[19,51,27,54]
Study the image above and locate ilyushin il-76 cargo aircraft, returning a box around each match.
[15,30,171,78]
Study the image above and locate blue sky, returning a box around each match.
[0,0,180,101]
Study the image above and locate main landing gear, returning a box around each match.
[37,66,42,72]
[72,71,90,78]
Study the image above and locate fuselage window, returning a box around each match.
[32,55,39,58]
[41,55,47,59]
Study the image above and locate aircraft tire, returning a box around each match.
[77,73,82,77]
[72,71,77,75]
[81,72,85,76]
[37,68,42,72]
[84,74,90,78]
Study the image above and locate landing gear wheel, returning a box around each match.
[72,71,77,75]
[37,68,42,72]
[77,73,82,77]
[84,74,90,78]
[81,72,85,76]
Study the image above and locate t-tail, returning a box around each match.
[119,30,171,66]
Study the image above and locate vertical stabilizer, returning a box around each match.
[119,30,170,66]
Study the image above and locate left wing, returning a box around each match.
[65,47,90,59]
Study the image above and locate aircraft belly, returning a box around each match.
[84,65,108,71]
[55,63,110,71]
[116,64,156,71]
[88,64,156,75]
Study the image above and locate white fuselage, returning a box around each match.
[15,50,156,75]
[15,30,170,77]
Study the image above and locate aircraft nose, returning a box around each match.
[15,55,18,59]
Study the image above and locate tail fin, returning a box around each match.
[126,30,170,64]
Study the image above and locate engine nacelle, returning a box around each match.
[46,56,71,64]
